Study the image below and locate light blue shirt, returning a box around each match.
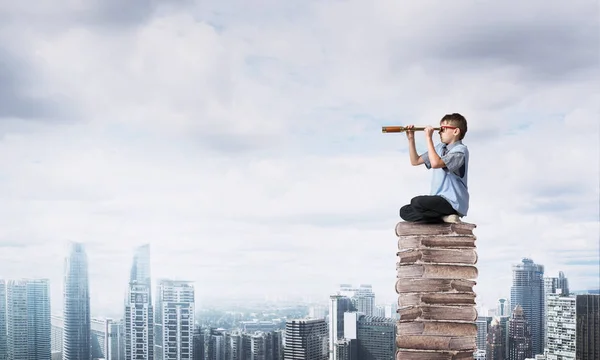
[421,141,470,216]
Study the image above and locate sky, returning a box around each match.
[0,0,598,319]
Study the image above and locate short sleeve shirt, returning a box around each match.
[420,142,466,178]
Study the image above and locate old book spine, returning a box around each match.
[395,279,476,293]
[397,321,477,336]
[396,349,475,360]
[396,335,476,351]
[398,292,477,307]
[398,236,476,249]
[395,222,476,236]
[396,264,478,280]
[397,248,478,265]
[398,305,478,322]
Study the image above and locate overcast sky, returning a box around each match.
[0,0,598,319]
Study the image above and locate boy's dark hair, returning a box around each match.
[440,113,467,140]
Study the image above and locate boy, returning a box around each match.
[399,113,469,223]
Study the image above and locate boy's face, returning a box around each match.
[439,120,460,143]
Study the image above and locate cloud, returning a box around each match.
[0,47,69,121]
[0,0,597,317]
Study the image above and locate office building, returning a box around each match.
[576,294,599,360]
[283,319,328,360]
[154,279,195,360]
[511,258,544,355]
[6,279,52,360]
[125,245,154,360]
[62,242,91,360]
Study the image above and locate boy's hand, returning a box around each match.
[405,124,415,140]
[424,126,435,138]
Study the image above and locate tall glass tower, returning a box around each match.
[6,279,51,359]
[125,244,154,360]
[63,242,91,360]
[510,258,544,355]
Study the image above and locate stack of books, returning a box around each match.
[394,222,479,360]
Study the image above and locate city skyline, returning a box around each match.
[1,264,598,359]
[0,0,598,319]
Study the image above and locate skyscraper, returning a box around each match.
[105,319,126,360]
[63,242,92,360]
[154,279,195,360]
[476,315,488,351]
[0,280,6,360]
[576,294,599,360]
[510,258,544,355]
[6,279,52,360]
[284,319,328,360]
[546,293,576,359]
[328,294,355,359]
[355,316,396,360]
[125,244,154,360]
[508,305,532,360]
[486,316,508,360]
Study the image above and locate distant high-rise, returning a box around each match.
[486,316,509,360]
[343,312,395,359]
[544,272,570,296]
[546,293,576,359]
[511,258,544,355]
[498,298,510,317]
[576,294,599,360]
[328,295,355,359]
[544,270,571,349]
[339,284,375,317]
[63,242,92,360]
[476,315,488,351]
[284,319,328,360]
[104,319,125,360]
[355,316,396,360]
[269,330,284,360]
[192,326,204,360]
[207,328,226,360]
[508,305,532,360]
[125,244,154,360]
[0,280,6,360]
[224,330,242,360]
[6,279,52,360]
[154,279,195,360]
[557,272,569,295]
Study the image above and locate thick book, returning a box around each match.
[398,292,476,307]
[397,248,478,265]
[395,222,476,237]
[397,321,477,336]
[398,236,476,250]
[395,278,476,293]
[396,349,476,360]
[397,264,478,280]
[396,335,476,351]
[398,305,478,322]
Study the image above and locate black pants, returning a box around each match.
[399,195,458,223]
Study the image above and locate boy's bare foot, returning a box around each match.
[442,214,461,223]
